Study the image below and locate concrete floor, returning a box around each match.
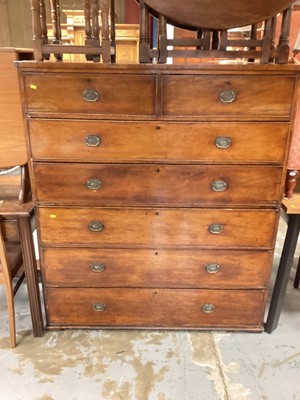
[0,216,300,400]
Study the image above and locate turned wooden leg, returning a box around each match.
[285,170,299,199]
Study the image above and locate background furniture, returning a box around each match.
[47,9,139,62]
[0,203,42,346]
[265,193,300,333]
[0,48,33,179]
[138,0,294,64]
[0,47,43,345]
[30,0,114,62]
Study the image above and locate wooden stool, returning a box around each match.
[265,193,300,333]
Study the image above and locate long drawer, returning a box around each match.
[24,73,157,116]
[162,75,295,119]
[42,247,272,289]
[28,120,289,164]
[38,207,278,248]
[34,163,283,207]
[45,287,265,329]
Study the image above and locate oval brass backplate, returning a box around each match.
[201,304,216,313]
[219,90,236,103]
[215,137,232,149]
[83,89,99,102]
[85,135,101,147]
[205,263,220,274]
[87,178,102,190]
[89,221,104,232]
[211,180,227,192]
[209,224,224,234]
[93,302,106,312]
[90,263,105,273]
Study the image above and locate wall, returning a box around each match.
[0,0,125,49]
[0,0,32,48]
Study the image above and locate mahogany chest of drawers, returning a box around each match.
[17,62,300,331]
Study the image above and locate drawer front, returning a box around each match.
[42,247,272,289]
[38,207,277,248]
[162,75,295,118]
[34,163,283,206]
[28,120,289,163]
[24,73,156,116]
[46,288,265,329]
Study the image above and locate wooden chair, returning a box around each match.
[30,0,116,63]
[0,48,43,347]
[137,0,294,64]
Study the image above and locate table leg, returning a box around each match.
[294,255,300,289]
[265,214,300,333]
[18,214,44,337]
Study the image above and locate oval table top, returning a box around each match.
[143,0,296,29]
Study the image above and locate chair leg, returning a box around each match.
[294,255,300,289]
[0,228,16,347]
[5,280,17,348]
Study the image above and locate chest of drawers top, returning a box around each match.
[17,62,299,122]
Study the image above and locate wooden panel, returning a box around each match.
[162,75,295,119]
[0,2,11,45]
[38,207,278,248]
[46,287,265,329]
[28,120,290,163]
[24,73,157,116]
[33,163,283,207]
[1,219,20,241]
[0,49,28,167]
[42,247,272,289]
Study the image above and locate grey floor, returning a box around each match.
[0,216,300,400]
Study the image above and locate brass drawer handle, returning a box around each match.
[93,302,106,312]
[89,221,104,232]
[209,224,224,234]
[87,178,102,190]
[90,263,105,273]
[211,180,227,192]
[205,263,220,274]
[201,304,216,313]
[219,90,236,103]
[85,135,101,147]
[215,137,232,149]
[83,89,99,102]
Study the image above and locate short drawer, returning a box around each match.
[33,163,283,207]
[162,75,295,119]
[38,207,278,248]
[42,247,272,289]
[24,73,156,116]
[28,120,290,164]
[45,287,265,330]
